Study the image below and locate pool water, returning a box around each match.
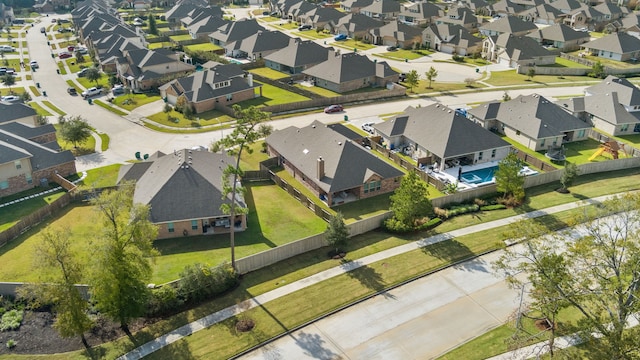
[460,166,498,184]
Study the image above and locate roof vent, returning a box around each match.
[312,124,316,128]
[338,141,342,145]
[186,165,189,169]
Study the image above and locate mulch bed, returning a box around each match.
[0,311,153,356]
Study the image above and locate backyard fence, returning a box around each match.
[0,282,90,300]
[587,129,640,157]
[513,150,557,172]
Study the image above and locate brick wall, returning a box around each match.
[29,132,57,145]
[32,161,77,189]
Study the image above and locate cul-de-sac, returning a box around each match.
[2,0,640,358]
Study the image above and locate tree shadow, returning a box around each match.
[294,331,341,360]
[421,238,483,272]
[342,260,391,297]
[145,336,196,360]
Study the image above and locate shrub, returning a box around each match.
[0,310,23,331]
[383,217,414,232]
[480,204,507,211]
[147,286,183,317]
[433,207,448,219]
[497,195,523,207]
[452,54,464,62]
[421,217,442,230]
[6,339,16,349]
[473,198,487,207]
[177,262,238,304]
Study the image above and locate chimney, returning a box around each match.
[247,73,253,87]
[317,157,325,179]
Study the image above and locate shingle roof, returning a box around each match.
[424,23,481,47]
[303,52,397,83]
[399,1,444,19]
[335,13,385,32]
[558,92,640,126]
[468,101,501,120]
[225,30,291,55]
[527,23,590,42]
[582,32,640,54]
[585,75,640,107]
[119,149,242,223]
[360,0,401,14]
[0,102,37,124]
[266,121,403,193]
[371,21,423,41]
[480,15,538,34]
[209,18,266,44]
[495,33,553,60]
[496,94,590,138]
[264,38,330,68]
[0,128,75,169]
[375,105,510,158]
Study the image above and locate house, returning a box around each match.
[264,38,330,74]
[482,33,556,68]
[468,94,591,151]
[592,2,626,23]
[286,0,318,21]
[0,102,76,197]
[165,0,211,28]
[488,0,527,18]
[159,63,260,113]
[209,18,266,47]
[366,21,423,48]
[265,121,404,206]
[359,0,401,21]
[224,30,291,61]
[340,0,374,13]
[331,13,385,39]
[298,6,344,29]
[563,6,604,31]
[185,15,228,41]
[117,149,247,239]
[436,7,481,33]
[548,0,583,14]
[457,0,490,15]
[580,32,640,62]
[526,23,590,52]
[373,104,512,172]
[302,51,399,93]
[422,23,482,55]
[557,93,640,136]
[479,15,538,37]
[398,1,443,26]
[116,47,195,91]
[584,75,640,112]
[519,3,565,25]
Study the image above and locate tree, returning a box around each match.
[464,77,476,87]
[75,50,85,63]
[36,115,49,125]
[405,70,419,92]
[527,68,536,81]
[211,105,271,269]
[89,184,158,336]
[589,61,605,79]
[26,230,93,348]
[326,212,348,255]
[147,12,158,35]
[59,115,92,149]
[502,91,511,102]
[85,67,102,87]
[20,91,31,102]
[2,73,15,93]
[559,162,579,192]
[389,170,432,226]
[425,66,438,89]
[494,152,525,203]
[495,193,640,359]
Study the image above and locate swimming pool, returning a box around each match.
[460,166,498,184]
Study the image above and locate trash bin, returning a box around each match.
[405,58,408,62]
[51,53,54,58]
[88,98,92,105]
[344,115,348,121]
[42,91,47,96]
[56,69,60,74]
[46,41,50,45]
[36,82,40,88]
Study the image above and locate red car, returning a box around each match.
[324,104,343,113]
[59,52,73,59]
[67,46,75,52]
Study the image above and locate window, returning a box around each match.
[14,160,21,170]
[0,181,8,190]
[478,151,483,160]
[26,174,32,184]
[491,149,496,158]
[621,124,629,132]
[168,222,174,233]
[364,180,381,193]
[578,129,586,137]
[226,94,232,101]
[191,220,198,230]
[540,139,545,147]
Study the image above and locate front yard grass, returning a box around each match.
[76,76,109,89]
[331,38,376,51]
[295,30,332,40]
[93,99,128,116]
[0,87,25,96]
[55,124,96,155]
[56,61,67,75]
[29,85,40,97]
[27,101,52,116]
[147,108,233,129]
[42,100,66,115]
[484,70,599,87]
[249,67,290,80]
[403,80,487,94]
[236,83,311,107]
[65,58,89,73]
[111,93,161,111]
[169,34,193,42]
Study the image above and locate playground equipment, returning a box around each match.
[589,141,620,161]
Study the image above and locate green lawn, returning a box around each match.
[56,61,67,75]
[287,31,333,41]
[77,76,109,89]
[550,57,591,69]
[0,87,25,97]
[184,43,223,52]
[269,22,299,31]
[66,58,90,73]
[111,93,161,111]
[0,189,67,232]
[403,80,487,94]
[42,100,66,115]
[331,38,375,51]
[169,34,193,42]
[78,164,121,188]
[148,42,172,49]
[66,79,81,93]
[249,67,290,80]
[237,83,311,107]
[29,85,40,97]
[98,133,110,151]
[54,124,96,155]
[93,99,128,116]
[374,49,431,61]
[147,109,233,129]
[259,16,283,23]
[27,102,52,116]
[484,70,599,87]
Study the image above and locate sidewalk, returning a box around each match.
[119,194,619,360]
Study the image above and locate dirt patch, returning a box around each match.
[534,318,554,331]
[235,318,255,332]
[0,311,154,355]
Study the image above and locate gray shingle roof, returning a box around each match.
[495,33,554,60]
[0,102,37,124]
[527,23,590,42]
[0,128,75,169]
[468,101,501,120]
[585,75,640,107]
[375,105,510,158]
[264,38,330,68]
[558,92,640,126]
[266,121,403,193]
[303,52,397,83]
[496,94,590,138]
[225,30,291,55]
[119,149,241,223]
[480,15,538,34]
[360,0,401,14]
[209,18,266,44]
[582,32,640,54]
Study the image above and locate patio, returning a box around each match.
[421,160,538,191]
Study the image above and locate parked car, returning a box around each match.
[112,84,125,95]
[81,87,102,98]
[76,68,90,77]
[298,24,312,31]
[58,27,72,33]
[1,95,21,102]
[324,104,344,113]
[29,60,38,69]
[40,27,46,33]
[51,18,57,23]
[67,87,77,95]
[386,46,397,51]
[59,51,73,59]
[75,46,88,54]
[5,68,15,75]
[0,45,14,52]
[334,34,347,41]
[399,73,407,82]
[262,11,269,16]
[0,67,5,75]
[67,45,75,52]
[361,122,375,133]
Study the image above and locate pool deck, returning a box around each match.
[426,160,537,191]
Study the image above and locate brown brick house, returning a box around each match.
[266,121,403,207]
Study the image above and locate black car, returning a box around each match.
[67,87,77,95]
[298,24,312,31]
[386,46,398,51]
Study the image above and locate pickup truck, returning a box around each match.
[81,87,102,98]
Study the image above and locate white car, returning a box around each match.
[1,95,21,102]
[361,122,375,133]
[0,45,14,52]
[81,87,102,98]
[29,61,38,69]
